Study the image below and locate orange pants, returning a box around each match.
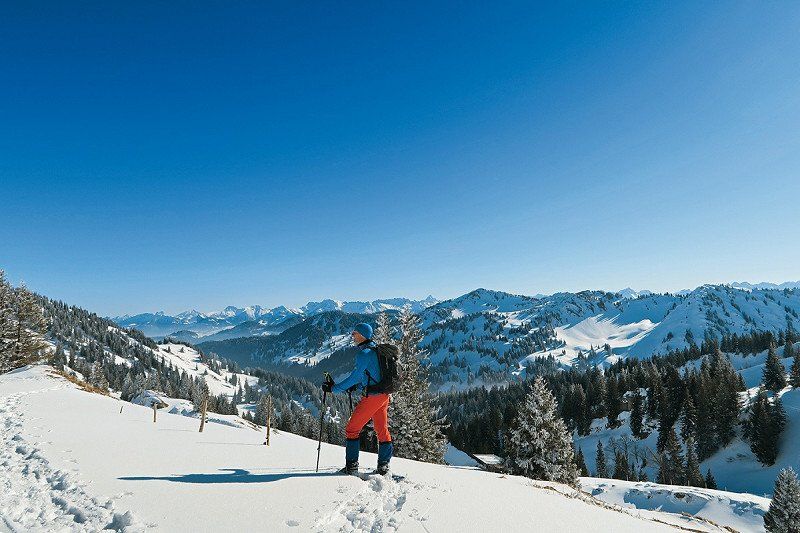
[345,393,391,442]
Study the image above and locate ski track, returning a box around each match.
[314,475,414,532]
[0,378,143,532]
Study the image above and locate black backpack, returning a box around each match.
[366,343,402,395]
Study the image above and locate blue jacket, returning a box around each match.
[332,341,381,393]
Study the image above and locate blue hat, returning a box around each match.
[354,323,373,340]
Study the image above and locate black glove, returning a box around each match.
[322,380,334,393]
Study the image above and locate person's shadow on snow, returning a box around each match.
[119,468,341,484]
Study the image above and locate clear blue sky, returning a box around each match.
[2,2,799,316]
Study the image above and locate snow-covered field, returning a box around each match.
[581,478,770,532]
[1,366,723,532]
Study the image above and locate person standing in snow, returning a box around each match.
[322,323,393,475]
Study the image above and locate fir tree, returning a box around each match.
[505,376,578,486]
[575,446,589,477]
[684,438,704,487]
[746,390,786,466]
[606,375,621,428]
[629,390,646,439]
[193,378,210,412]
[704,469,717,490]
[373,312,393,344]
[595,440,608,478]
[254,393,273,426]
[789,340,800,389]
[612,449,630,481]
[680,391,697,444]
[763,346,787,392]
[764,468,800,533]
[657,426,685,485]
[1,284,48,372]
[390,308,447,463]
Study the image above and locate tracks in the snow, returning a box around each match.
[0,381,142,532]
[314,474,412,532]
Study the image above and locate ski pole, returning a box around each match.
[348,390,353,413]
[316,372,333,472]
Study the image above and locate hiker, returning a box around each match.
[322,322,393,475]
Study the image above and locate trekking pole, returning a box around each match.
[348,390,353,413]
[316,372,334,472]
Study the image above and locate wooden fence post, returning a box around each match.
[199,397,208,433]
[152,403,157,423]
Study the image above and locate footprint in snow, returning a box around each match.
[286,519,300,527]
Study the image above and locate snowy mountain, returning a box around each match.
[201,284,800,390]
[0,366,756,532]
[112,296,439,339]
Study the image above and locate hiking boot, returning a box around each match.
[339,461,359,475]
[375,462,390,476]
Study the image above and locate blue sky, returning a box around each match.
[2,2,799,316]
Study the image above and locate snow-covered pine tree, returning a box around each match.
[390,307,447,463]
[789,340,800,389]
[764,467,800,533]
[193,378,210,412]
[373,311,393,344]
[4,284,48,372]
[89,361,109,392]
[505,376,578,486]
[763,346,787,392]
[595,441,608,478]
[0,271,16,373]
[254,393,273,426]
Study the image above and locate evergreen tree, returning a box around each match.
[704,469,717,490]
[789,340,800,389]
[0,271,15,370]
[575,446,589,477]
[763,346,787,392]
[390,308,447,463]
[629,390,646,439]
[612,449,630,481]
[764,468,800,533]
[505,376,578,486]
[89,361,109,392]
[595,440,608,478]
[254,393,273,426]
[746,390,786,466]
[373,312,393,344]
[684,438,704,487]
[193,378,210,412]
[1,284,48,372]
[605,375,621,428]
[680,391,697,444]
[657,426,685,485]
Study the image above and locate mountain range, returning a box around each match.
[112,296,439,340]
[182,283,800,391]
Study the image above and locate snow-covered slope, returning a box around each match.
[1,366,691,532]
[581,478,770,532]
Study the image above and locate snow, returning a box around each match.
[581,478,770,532]
[1,366,687,532]
[152,342,257,398]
